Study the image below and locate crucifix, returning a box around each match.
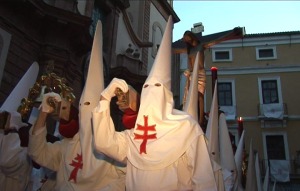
[181,27,244,128]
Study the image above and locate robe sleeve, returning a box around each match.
[188,135,218,191]
[28,126,62,171]
[92,100,128,163]
[0,132,30,179]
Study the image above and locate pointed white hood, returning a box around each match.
[182,52,218,189]
[146,17,172,91]
[64,20,124,189]
[127,16,202,170]
[219,113,237,191]
[1,62,39,112]
[183,52,200,120]
[206,80,221,164]
[263,165,269,191]
[206,81,225,190]
[234,130,245,191]
[255,152,263,191]
[78,20,106,176]
[245,139,258,191]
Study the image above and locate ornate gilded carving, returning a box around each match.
[18,63,75,122]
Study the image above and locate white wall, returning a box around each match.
[147,3,167,74]
[113,13,136,68]
[127,0,143,37]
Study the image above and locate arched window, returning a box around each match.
[0,28,12,87]
[151,22,163,58]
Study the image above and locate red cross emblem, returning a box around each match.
[68,153,83,183]
[134,115,157,154]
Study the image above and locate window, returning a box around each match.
[258,77,282,104]
[217,79,236,120]
[262,80,279,104]
[262,132,289,160]
[266,135,286,159]
[212,48,232,62]
[258,77,285,120]
[263,132,290,182]
[218,82,232,106]
[259,49,274,57]
[256,46,277,60]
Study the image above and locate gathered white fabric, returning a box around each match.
[9,111,27,130]
[261,103,284,119]
[28,127,126,191]
[219,106,236,120]
[270,160,290,182]
[92,100,217,191]
[0,132,32,191]
[127,79,202,170]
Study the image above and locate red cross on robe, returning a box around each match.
[134,115,157,154]
[68,153,83,183]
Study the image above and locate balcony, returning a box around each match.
[219,105,236,121]
[258,103,288,128]
[259,159,300,190]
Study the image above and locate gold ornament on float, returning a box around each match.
[18,63,75,122]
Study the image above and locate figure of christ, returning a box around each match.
[182,31,206,127]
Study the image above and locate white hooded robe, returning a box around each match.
[28,20,126,191]
[93,15,216,191]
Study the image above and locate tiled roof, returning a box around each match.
[244,31,300,38]
[173,29,300,50]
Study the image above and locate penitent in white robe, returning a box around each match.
[93,99,217,191]
[93,15,216,191]
[0,131,32,191]
[28,127,126,191]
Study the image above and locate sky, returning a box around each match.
[172,1,300,41]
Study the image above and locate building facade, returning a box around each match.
[0,0,179,128]
[174,30,300,186]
